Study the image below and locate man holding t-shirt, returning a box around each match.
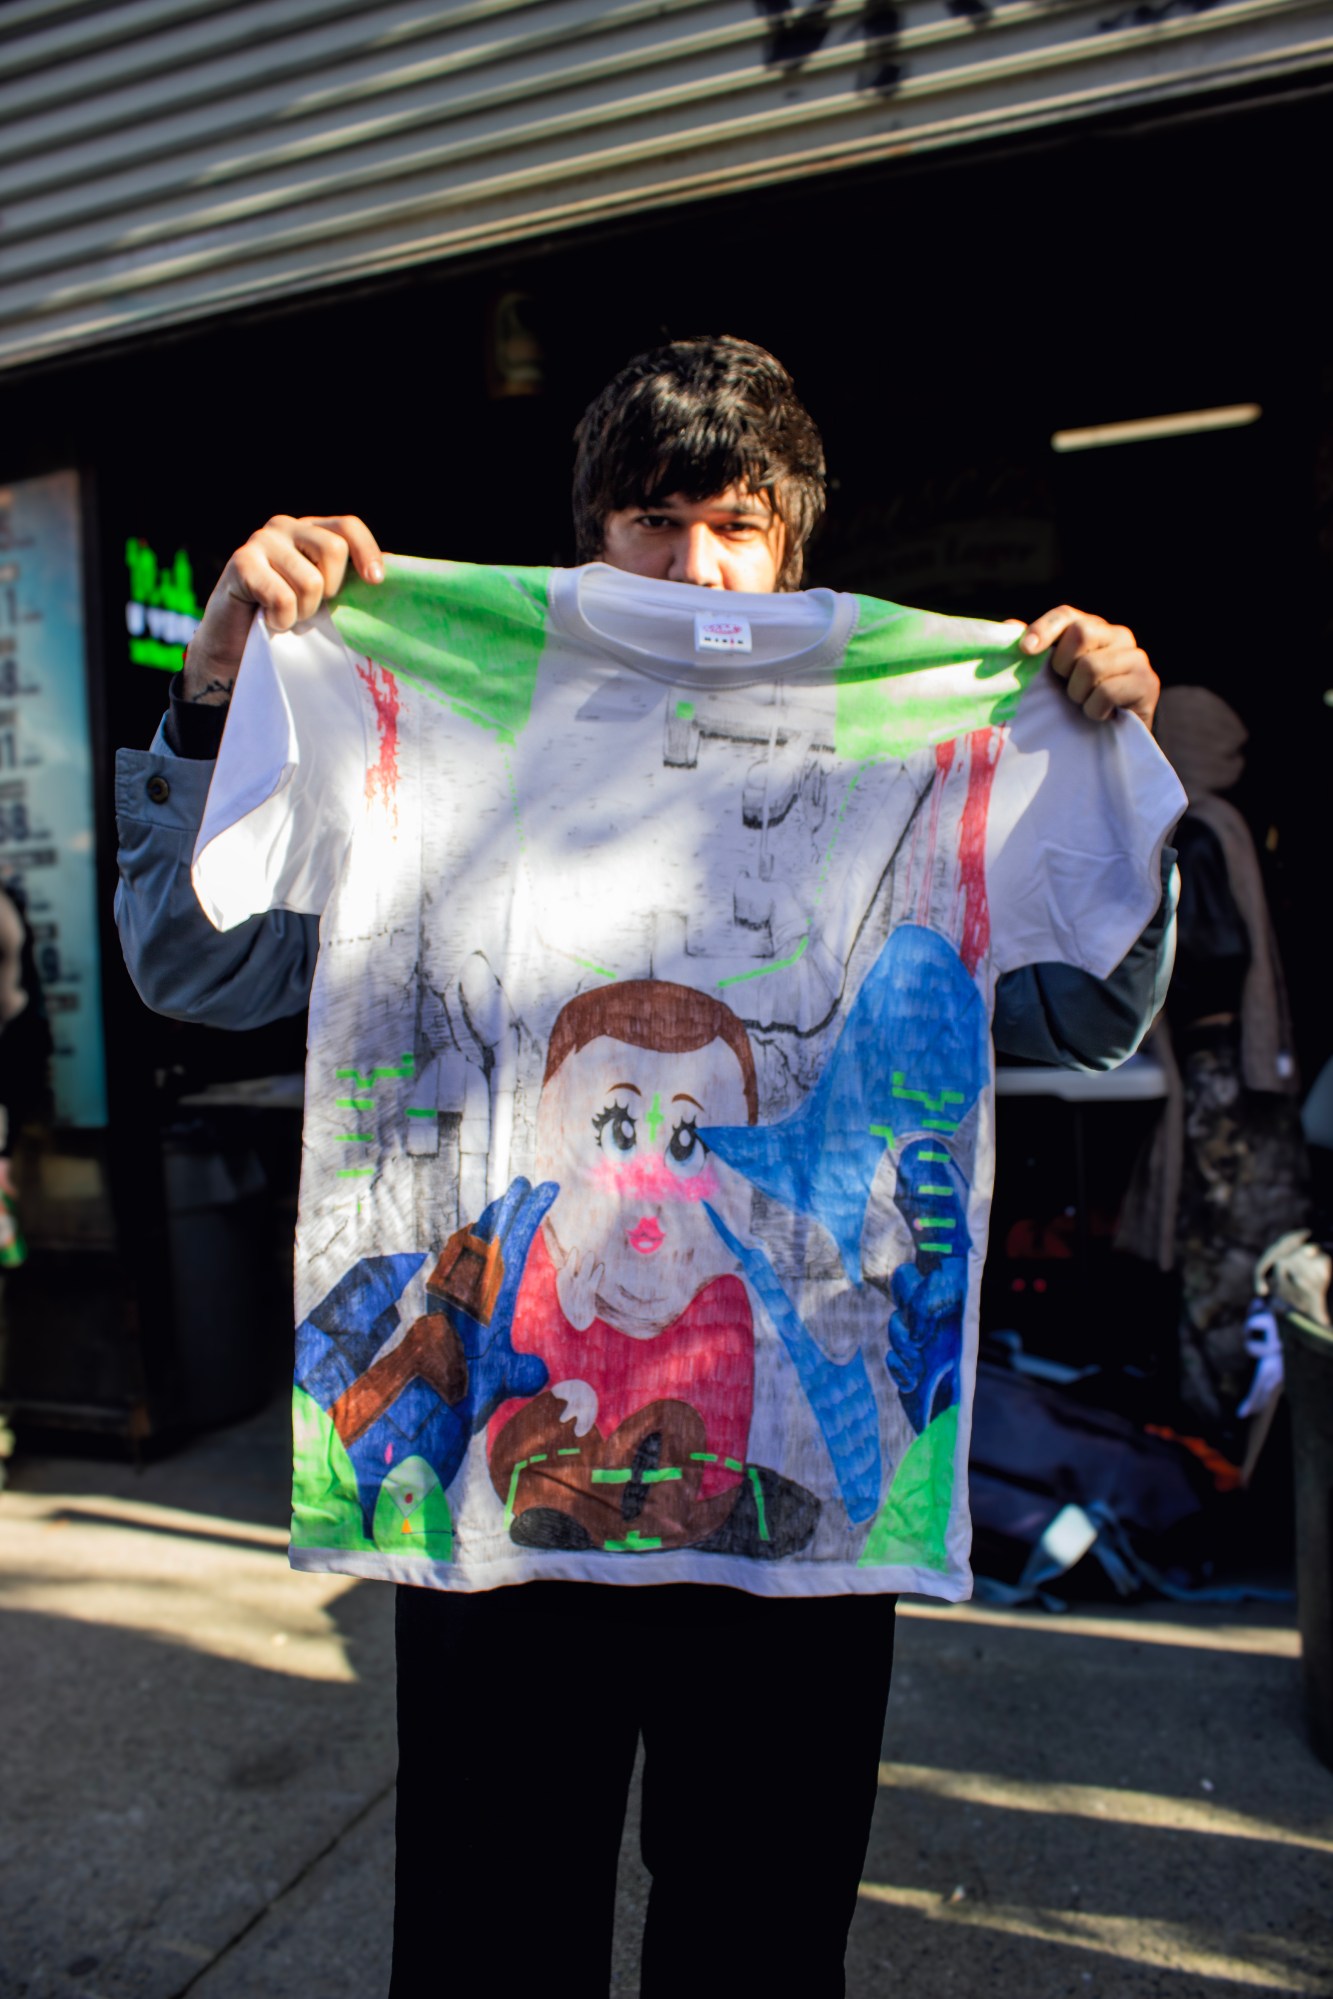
[116,337,1174,1997]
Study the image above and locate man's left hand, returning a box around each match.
[1021,606,1159,728]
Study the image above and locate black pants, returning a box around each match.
[391,1580,897,1997]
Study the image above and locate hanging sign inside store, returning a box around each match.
[125,536,203,670]
[0,471,107,1127]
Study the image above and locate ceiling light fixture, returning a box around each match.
[1051,404,1262,452]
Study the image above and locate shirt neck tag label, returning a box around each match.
[694,612,752,655]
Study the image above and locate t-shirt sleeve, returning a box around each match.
[191,609,367,931]
[985,670,1187,980]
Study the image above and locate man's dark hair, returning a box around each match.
[572,335,826,590]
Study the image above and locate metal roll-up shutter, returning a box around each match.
[2,0,1330,372]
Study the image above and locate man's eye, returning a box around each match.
[592,1104,636,1152]
[636,514,672,530]
[666,1118,707,1175]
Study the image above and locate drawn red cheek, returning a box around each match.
[587,1157,721,1202]
[628,1217,665,1255]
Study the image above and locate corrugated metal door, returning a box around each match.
[2,0,1329,372]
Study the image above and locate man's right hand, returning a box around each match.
[182,514,384,706]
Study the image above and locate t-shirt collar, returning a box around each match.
[548,562,856,687]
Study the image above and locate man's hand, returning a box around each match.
[183,514,384,706]
[1020,606,1159,729]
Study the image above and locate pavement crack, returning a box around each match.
[167,1776,396,1997]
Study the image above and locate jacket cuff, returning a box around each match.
[115,746,215,832]
[165,676,229,759]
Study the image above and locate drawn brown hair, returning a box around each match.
[543,980,758,1123]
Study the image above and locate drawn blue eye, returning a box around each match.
[666,1118,707,1176]
[592,1104,636,1153]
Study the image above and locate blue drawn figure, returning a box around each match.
[701,924,988,1284]
[887,1140,971,1433]
[700,926,985,1512]
[295,1179,556,1534]
[704,1202,882,1523]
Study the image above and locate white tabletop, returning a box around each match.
[177,1073,306,1111]
[993,1052,1168,1102]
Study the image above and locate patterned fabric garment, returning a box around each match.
[191,557,1184,1603]
[1176,1031,1308,1429]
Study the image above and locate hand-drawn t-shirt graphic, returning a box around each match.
[193,559,1183,1599]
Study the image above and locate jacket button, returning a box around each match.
[146,775,170,804]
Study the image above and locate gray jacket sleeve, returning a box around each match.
[114,728,318,1027]
[990,847,1177,1071]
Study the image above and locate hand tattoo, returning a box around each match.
[188,677,235,704]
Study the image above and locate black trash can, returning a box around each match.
[163,1125,276,1429]
[1281,1308,1333,1768]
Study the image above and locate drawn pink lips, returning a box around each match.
[627,1216,665,1256]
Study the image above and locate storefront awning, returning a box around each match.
[1,0,1329,372]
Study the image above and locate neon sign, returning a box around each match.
[125,537,203,670]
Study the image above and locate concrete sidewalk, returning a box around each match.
[2,1394,1332,1999]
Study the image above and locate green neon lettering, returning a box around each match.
[337,1168,374,1179]
[690,1451,718,1463]
[605,1532,663,1552]
[747,1465,770,1542]
[869,1124,896,1147]
[676,700,695,719]
[337,1133,374,1143]
[335,1097,373,1111]
[918,1217,956,1230]
[405,1107,437,1119]
[125,538,204,617]
[557,1447,581,1457]
[572,958,618,980]
[129,637,185,672]
[724,1458,744,1474]
[591,1468,633,1484]
[918,1184,953,1196]
[645,1092,665,1142]
[921,1150,950,1163]
[641,1468,683,1484]
[923,1119,957,1132]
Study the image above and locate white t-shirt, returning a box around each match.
[194,558,1184,1599]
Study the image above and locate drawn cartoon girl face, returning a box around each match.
[535,1033,752,1339]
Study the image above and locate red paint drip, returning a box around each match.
[915,740,956,924]
[959,728,1000,974]
[356,661,400,816]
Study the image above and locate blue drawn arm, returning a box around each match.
[703,1202,882,1525]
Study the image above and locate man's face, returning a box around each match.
[535,1033,752,1338]
[599,484,785,593]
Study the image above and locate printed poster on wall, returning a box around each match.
[0,470,108,1127]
